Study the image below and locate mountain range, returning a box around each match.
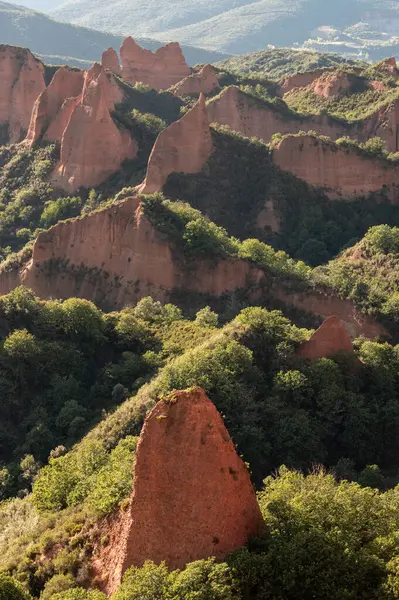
[0,1,228,67]
[44,0,399,58]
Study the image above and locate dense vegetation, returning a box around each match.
[4,293,399,597]
[217,48,363,79]
[164,126,399,266]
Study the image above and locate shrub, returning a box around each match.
[195,306,218,328]
[40,574,76,600]
[0,574,31,599]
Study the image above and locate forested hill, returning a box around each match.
[48,0,399,58]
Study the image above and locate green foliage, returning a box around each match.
[195,306,218,328]
[0,573,31,599]
[40,574,76,600]
[49,590,105,600]
[40,197,83,229]
[113,559,238,600]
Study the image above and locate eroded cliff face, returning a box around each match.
[50,63,136,192]
[310,72,352,98]
[120,37,190,90]
[139,93,213,193]
[25,66,84,145]
[101,47,121,76]
[273,134,399,201]
[279,69,325,95]
[298,315,354,360]
[172,65,220,98]
[102,387,264,593]
[206,86,353,145]
[4,196,261,308]
[0,45,46,143]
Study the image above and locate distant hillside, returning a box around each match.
[217,48,366,79]
[0,1,229,67]
[48,0,399,58]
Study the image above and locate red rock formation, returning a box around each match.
[102,47,121,76]
[3,196,262,307]
[172,64,220,97]
[139,93,212,193]
[273,134,399,201]
[310,72,351,98]
[376,57,398,75]
[298,316,354,360]
[50,63,136,192]
[105,387,263,592]
[120,37,190,90]
[25,66,84,145]
[280,69,325,95]
[206,86,352,145]
[0,45,46,143]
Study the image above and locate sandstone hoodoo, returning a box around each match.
[120,36,190,90]
[110,387,263,589]
[101,47,122,76]
[272,134,399,201]
[50,63,137,192]
[25,66,84,145]
[139,93,212,193]
[298,315,354,360]
[172,64,220,97]
[0,44,46,143]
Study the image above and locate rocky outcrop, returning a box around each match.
[104,387,263,593]
[101,47,121,76]
[310,72,351,98]
[376,57,398,75]
[120,37,190,90]
[50,63,136,192]
[272,134,399,201]
[298,315,354,360]
[0,45,46,143]
[25,66,84,145]
[139,94,212,193]
[280,69,325,95]
[206,86,354,145]
[172,64,220,97]
[2,196,262,308]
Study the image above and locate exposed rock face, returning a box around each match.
[0,45,46,143]
[51,63,136,192]
[106,387,263,592]
[273,134,399,201]
[376,57,398,75]
[25,66,84,145]
[206,86,353,145]
[120,37,190,90]
[139,94,212,193]
[298,316,354,360]
[311,72,351,98]
[101,47,121,76]
[173,64,220,97]
[280,69,325,95]
[3,196,262,308]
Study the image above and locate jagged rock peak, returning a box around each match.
[101,47,122,76]
[139,93,212,194]
[298,315,354,360]
[311,71,351,98]
[172,64,220,97]
[0,44,46,143]
[108,387,263,591]
[50,64,137,192]
[120,36,190,90]
[25,66,84,146]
